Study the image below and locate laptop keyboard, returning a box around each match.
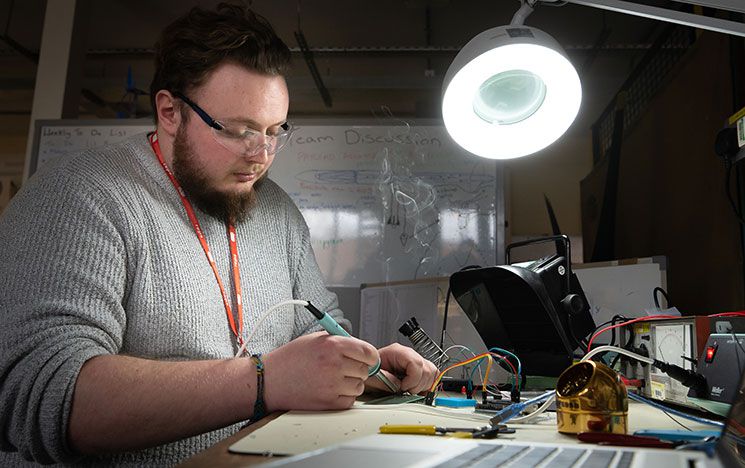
[433,444,635,468]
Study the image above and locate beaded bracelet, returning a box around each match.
[251,354,267,420]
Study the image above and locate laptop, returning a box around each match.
[260,370,745,468]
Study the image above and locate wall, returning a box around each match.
[505,132,592,263]
[0,120,27,213]
[610,32,744,313]
[507,133,592,237]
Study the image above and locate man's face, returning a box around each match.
[172,62,289,222]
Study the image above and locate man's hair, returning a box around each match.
[149,2,291,123]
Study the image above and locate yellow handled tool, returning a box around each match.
[379,425,477,438]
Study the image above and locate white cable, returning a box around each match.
[510,394,556,424]
[234,299,309,358]
[442,345,476,359]
[435,345,484,382]
[581,345,654,365]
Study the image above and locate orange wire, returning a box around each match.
[429,352,492,393]
[429,351,521,397]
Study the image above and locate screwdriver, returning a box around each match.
[379,425,480,438]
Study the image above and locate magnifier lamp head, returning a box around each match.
[442,25,582,160]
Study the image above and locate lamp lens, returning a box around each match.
[473,69,547,125]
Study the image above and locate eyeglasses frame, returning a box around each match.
[171,90,291,139]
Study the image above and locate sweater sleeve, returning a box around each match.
[284,200,352,338]
[0,169,128,463]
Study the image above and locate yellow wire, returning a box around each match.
[428,352,493,394]
[483,354,493,390]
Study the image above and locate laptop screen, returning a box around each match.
[717,362,745,467]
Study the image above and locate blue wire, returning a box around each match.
[628,392,725,428]
[489,347,522,390]
[491,390,556,424]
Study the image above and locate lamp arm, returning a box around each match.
[552,0,745,37]
[511,1,535,25]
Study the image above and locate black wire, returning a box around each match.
[440,285,451,349]
[653,287,670,309]
[440,264,481,349]
[588,315,629,351]
[610,325,635,369]
[661,409,692,431]
[609,315,626,347]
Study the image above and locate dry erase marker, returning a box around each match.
[304,302,400,393]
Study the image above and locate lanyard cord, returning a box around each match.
[148,132,245,349]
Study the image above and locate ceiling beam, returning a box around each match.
[566,0,745,37]
[671,0,745,14]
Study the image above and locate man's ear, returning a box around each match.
[154,90,182,137]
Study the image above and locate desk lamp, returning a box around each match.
[441,1,582,160]
[442,0,745,161]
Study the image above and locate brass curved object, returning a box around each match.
[556,360,628,434]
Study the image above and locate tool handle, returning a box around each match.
[380,425,437,435]
[317,313,351,338]
[306,302,398,391]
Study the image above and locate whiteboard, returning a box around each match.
[31,119,504,287]
[574,256,668,344]
[31,119,154,175]
[273,120,501,286]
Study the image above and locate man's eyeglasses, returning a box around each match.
[172,91,292,157]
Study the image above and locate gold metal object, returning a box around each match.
[555,361,628,434]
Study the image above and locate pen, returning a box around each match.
[304,302,400,393]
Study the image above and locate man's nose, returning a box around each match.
[243,137,271,161]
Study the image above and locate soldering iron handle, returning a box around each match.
[304,301,386,380]
[317,314,351,337]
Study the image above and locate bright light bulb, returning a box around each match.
[442,26,582,160]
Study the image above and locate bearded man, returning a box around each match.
[0,4,436,466]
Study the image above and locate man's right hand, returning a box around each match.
[262,332,379,411]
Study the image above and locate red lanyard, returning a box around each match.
[149,132,245,348]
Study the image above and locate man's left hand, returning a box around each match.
[365,343,438,394]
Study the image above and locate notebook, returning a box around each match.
[259,369,745,468]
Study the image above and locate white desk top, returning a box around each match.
[229,400,714,456]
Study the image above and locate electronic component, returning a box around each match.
[450,235,595,378]
[434,397,477,408]
[621,316,745,408]
[688,334,745,405]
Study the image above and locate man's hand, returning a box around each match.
[263,332,379,411]
[366,343,438,394]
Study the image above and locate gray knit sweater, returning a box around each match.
[0,133,348,466]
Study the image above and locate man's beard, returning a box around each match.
[172,126,264,224]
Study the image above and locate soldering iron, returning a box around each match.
[304,301,400,394]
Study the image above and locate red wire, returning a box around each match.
[488,352,519,387]
[586,315,680,353]
[708,311,745,317]
[586,310,745,354]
